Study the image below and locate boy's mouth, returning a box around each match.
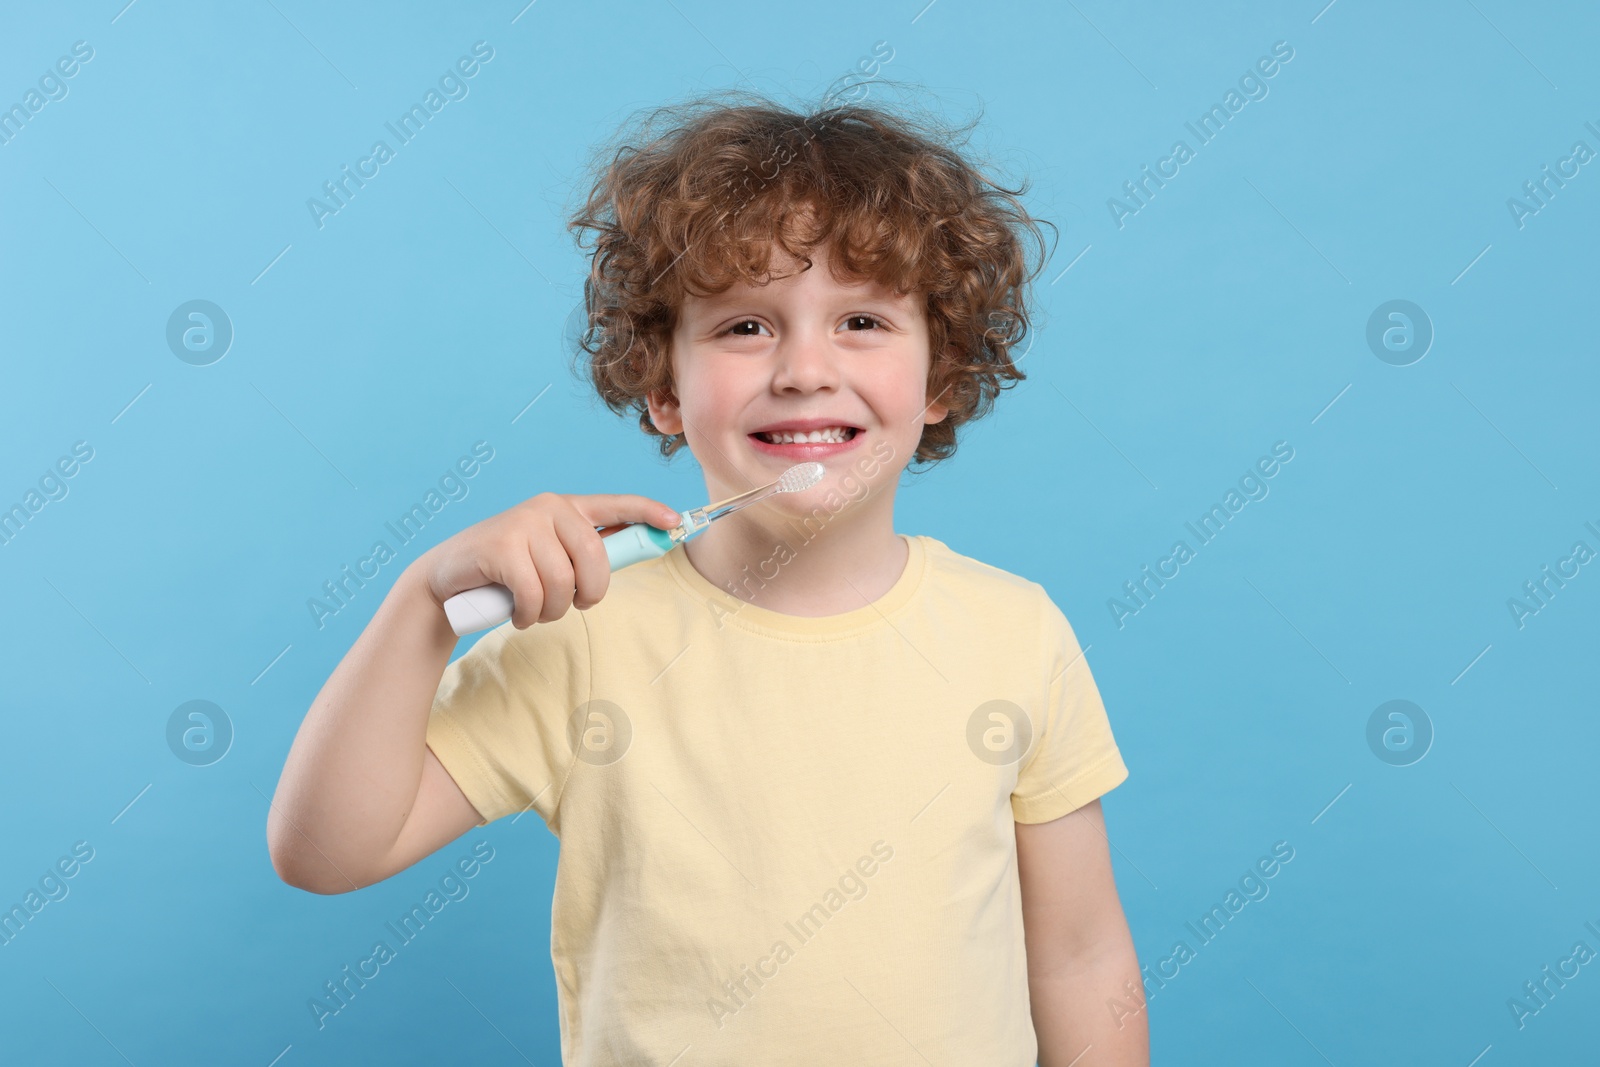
[750,426,859,445]
[747,425,863,457]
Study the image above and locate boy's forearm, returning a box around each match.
[1031,936,1150,1067]
[267,561,459,892]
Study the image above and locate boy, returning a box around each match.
[269,90,1147,1065]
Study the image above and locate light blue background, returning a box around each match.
[2,1,1595,1063]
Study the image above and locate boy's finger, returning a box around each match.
[571,494,680,529]
[525,525,578,624]
[550,506,611,609]
[497,549,547,630]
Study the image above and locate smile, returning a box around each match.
[747,426,863,456]
[753,426,857,444]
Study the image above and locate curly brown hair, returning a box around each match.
[565,81,1056,469]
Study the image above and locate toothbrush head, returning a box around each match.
[775,462,825,494]
[676,461,828,541]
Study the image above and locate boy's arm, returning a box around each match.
[267,562,482,894]
[1017,799,1149,1066]
[268,490,677,893]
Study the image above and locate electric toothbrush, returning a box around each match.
[441,462,824,636]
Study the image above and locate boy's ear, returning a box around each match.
[646,387,684,435]
[923,365,951,425]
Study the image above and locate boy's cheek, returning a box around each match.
[835,470,870,502]
[865,436,898,477]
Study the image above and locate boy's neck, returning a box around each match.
[681,505,909,618]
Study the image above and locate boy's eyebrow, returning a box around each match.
[689,281,910,313]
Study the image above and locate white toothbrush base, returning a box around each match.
[442,584,515,637]
[440,522,679,637]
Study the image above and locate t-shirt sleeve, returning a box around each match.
[1011,590,1129,824]
[424,606,591,831]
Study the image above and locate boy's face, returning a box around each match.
[648,242,949,519]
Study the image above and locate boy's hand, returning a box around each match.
[412,493,680,629]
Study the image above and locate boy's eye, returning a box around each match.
[722,315,886,337]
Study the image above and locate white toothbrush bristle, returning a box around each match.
[776,462,825,493]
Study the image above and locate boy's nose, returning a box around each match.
[770,333,841,393]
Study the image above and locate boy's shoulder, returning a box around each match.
[918,537,1090,676]
[917,534,1053,613]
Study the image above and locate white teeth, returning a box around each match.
[756,426,853,444]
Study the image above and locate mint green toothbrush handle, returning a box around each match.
[602,522,677,569]
[441,522,678,636]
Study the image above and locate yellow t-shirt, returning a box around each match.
[424,533,1128,1065]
